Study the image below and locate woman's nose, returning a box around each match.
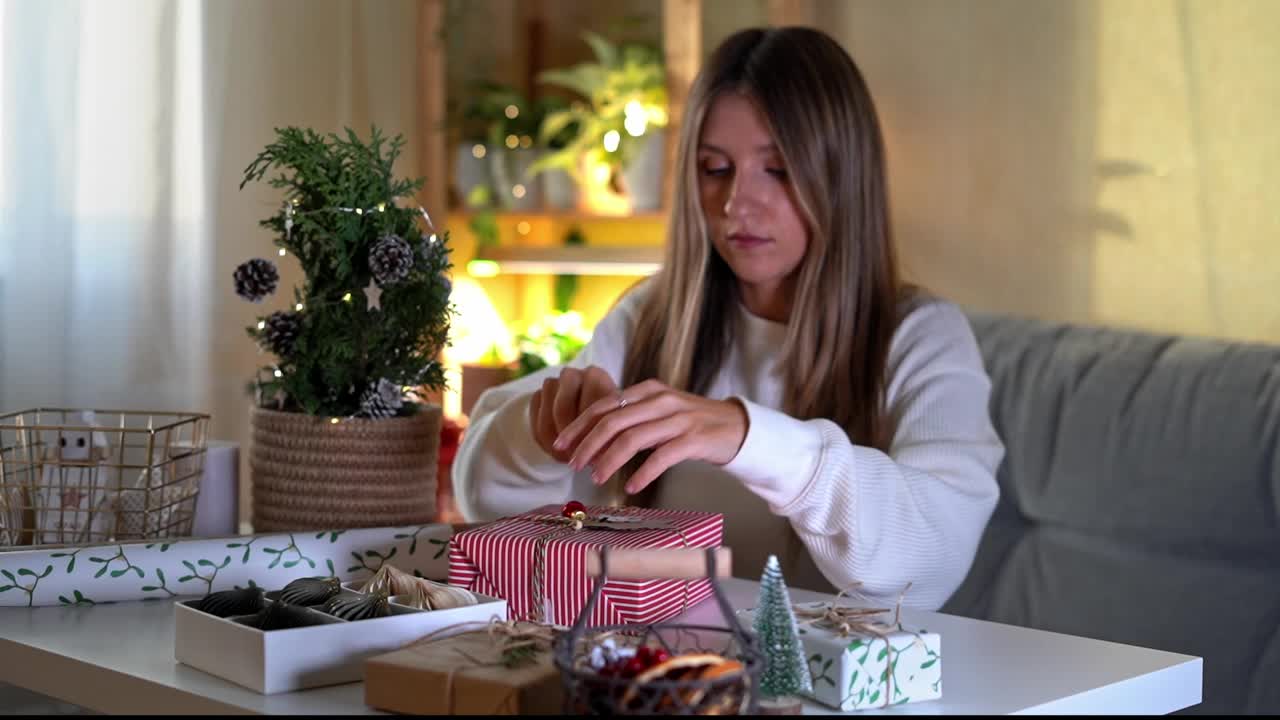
[723,173,766,219]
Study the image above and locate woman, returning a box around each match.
[451,27,1004,610]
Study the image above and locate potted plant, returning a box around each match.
[233,126,453,531]
[457,81,566,212]
[529,31,669,212]
[512,311,593,379]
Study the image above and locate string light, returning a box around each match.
[273,369,283,378]
[512,184,527,199]
[505,134,519,149]
[257,321,266,330]
[295,303,304,311]
[278,248,287,257]
[504,104,519,119]
[342,292,353,303]
[377,202,386,212]
[329,417,340,424]
[624,100,648,137]
[519,135,533,149]
[516,221,531,236]
[603,130,621,153]
[472,144,486,159]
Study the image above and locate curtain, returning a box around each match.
[0,0,424,522]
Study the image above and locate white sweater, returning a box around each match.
[452,288,1004,610]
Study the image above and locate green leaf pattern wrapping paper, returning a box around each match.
[0,525,453,607]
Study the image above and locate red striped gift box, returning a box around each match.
[447,505,723,627]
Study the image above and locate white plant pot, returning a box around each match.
[620,129,666,212]
[453,143,492,207]
[488,148,543,211]
[540,167,579,211]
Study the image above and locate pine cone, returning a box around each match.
[262,310,302,357]
[233,258,280,302]
[369,234,414,286]
[358,378,403,419]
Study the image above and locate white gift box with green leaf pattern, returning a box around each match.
[740,602,942,711]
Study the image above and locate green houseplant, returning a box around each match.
[529,31,668,209]
[233,126,454,531]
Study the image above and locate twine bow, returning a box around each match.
[403,616,560,714]
[525,508,692,624]
[792,582,914,709]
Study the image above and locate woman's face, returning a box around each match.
[697,92,809,317]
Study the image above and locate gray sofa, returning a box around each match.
[943,311,1280,715]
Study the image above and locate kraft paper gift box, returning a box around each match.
[740,601,942,711]
[364,621,562,715]
[448,505,723,626]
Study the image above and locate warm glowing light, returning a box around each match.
[295,303,304,311]
[504,105,519,119]
[603,130,621,153]
[278,247,287,256]
[512,184,527,199]
[257,321,266,330]
[467,259,500,277]
[355,207,363,215]
[516,221,531,235]
[519,135,533,149]
[471,144,486,159]
[593,164,611,184]
[428,233,438,243]
[505,134,519,149]
[624,114,647,137]
[329,417,340,424]
[377,202,386,212]
[342,292,353,303]
[273,369,283,378]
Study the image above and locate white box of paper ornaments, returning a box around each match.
[174,571,507,694]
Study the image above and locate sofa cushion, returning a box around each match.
[946,311,1280,715]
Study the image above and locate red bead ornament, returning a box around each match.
[561,500,587,518]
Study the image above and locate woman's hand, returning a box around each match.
[528,365,620,463]
[552,380,749,495]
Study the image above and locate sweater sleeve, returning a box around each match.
[451,287,646,521]
[721,300,1004,610]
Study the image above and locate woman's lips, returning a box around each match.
[727,232,771,249]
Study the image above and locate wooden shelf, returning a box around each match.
[471,245,663,276]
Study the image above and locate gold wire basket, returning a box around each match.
[0,408,211,549]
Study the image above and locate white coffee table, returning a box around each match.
[0,577,1200,714]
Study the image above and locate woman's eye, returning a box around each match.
[766,167,788,180]
[701,165,731,177]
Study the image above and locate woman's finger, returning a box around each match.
[537,378,564,460]
[555,382,666,455]
[577,366,618,416]
[624,436,702,494]
[586,417,686,485]
[569,392,680,472]
[552,369,583,434]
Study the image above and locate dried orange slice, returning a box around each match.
[620,653,747,713]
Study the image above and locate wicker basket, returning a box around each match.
[249,405,442,531]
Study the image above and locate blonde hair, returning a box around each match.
[623,27,904,453]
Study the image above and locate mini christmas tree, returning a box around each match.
[753,555,813,711]
[234,126,453,417]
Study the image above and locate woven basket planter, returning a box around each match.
[249,405,442,532]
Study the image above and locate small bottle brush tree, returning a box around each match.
[234,126,453,418]
[753,555,813,709]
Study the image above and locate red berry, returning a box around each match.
[636,646,652,664]
[651,648,671,665]
[622,657,646,678]
[561,500,586,518]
